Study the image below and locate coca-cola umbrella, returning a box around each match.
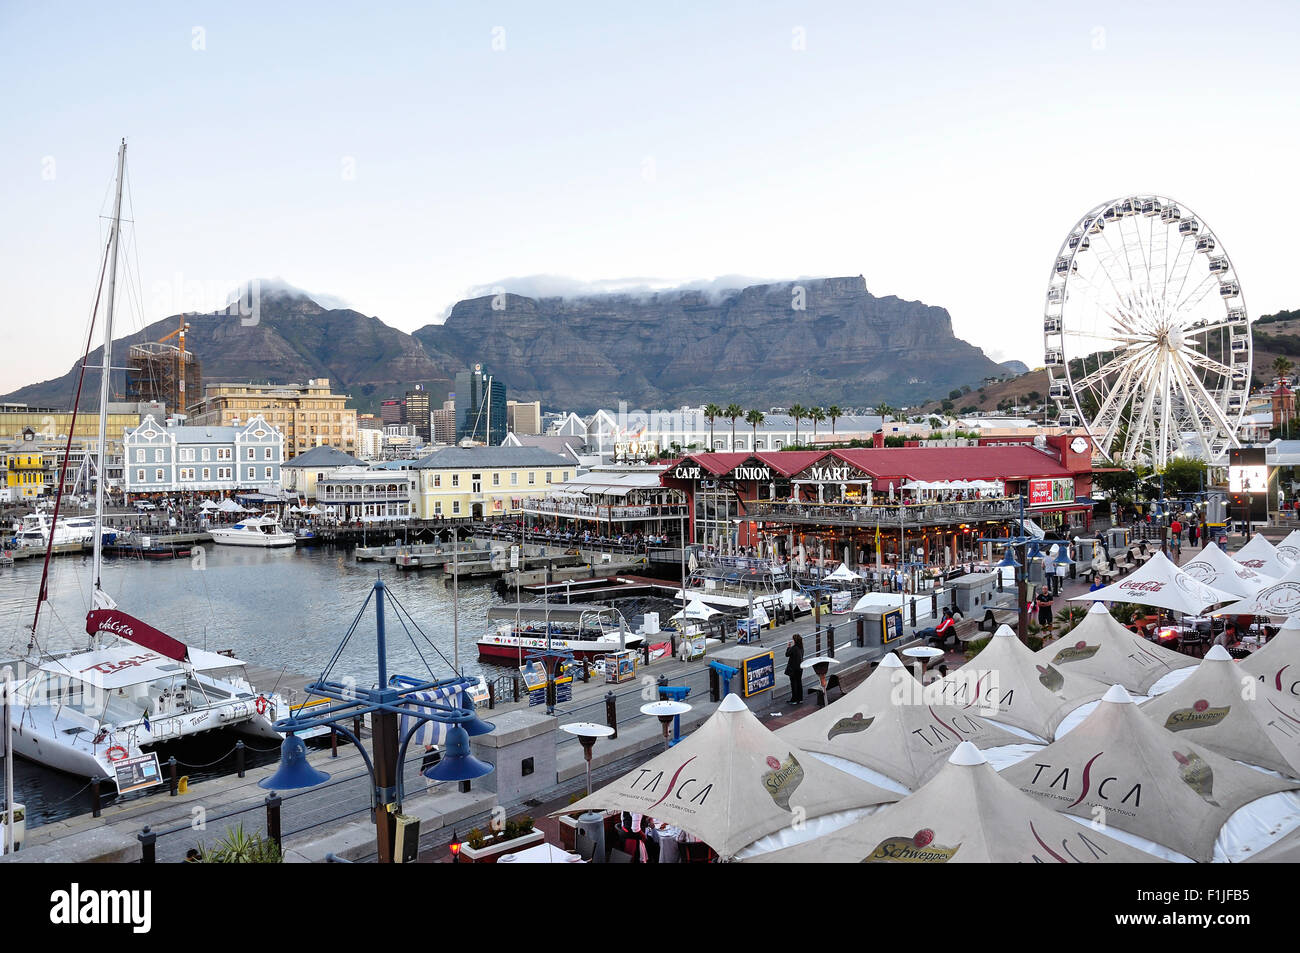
[551,694,900,860]
[1180,542,1277,599]
[1213,560,1300,619]
[1139,646,1300,778]
[1070,551,1236,616]
[743,742,1161,864]
[1232,533,1292,579]
[1000,685,1300,862]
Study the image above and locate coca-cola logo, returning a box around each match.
[1119,581,1165,593]
[95,618,135,638]
[1239,559,1267,570]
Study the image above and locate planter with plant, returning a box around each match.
[197,823,283,863]
[457,815,543,863]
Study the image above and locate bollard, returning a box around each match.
[604,691,618,740]
[813,630,821,654]
[931,591,938,617]
[139,826,156,864]
[856,617,865,647]
[168,756,178,796]
[670,633,678,657]
[354,714,363,741]
[909,599,917,628]
[513,675,521,702]
[709,665,720,703]
[91,777,103,818]
[487,680,496,710]
[235,739,246,776]
[265,792,283,851]
[642,643,650,666]
[827,624,836,659]
[581,657,590,683]
[657,674,667,698]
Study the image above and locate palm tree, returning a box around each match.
[809,406,826,443]
[746,408,765,450]
[1273,356,1293,382]
[827,405,842,437]
[703,403,722,451]
[724,403,744,451]
[788,404,806,446]
[874,401,893,420]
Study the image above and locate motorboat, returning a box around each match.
[14,512,97,549]
[478,603,642,663]
[208,514,295,547]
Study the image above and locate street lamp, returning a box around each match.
[561,721,615,796]
[261,577,495,863]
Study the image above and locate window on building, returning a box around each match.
[202,468,211,480]
[452,501,461,515]
[510,472,518,485]
[218,448,231,461]
[155,469,163,481]
[246,448,254,460]
[546,472,553,484]
[202,447,211,461]
[451,474,460,488]
[492,472,500,486]
[528,471,535,485]
[264,448,272,460]
[247,467,255,480]
[265,467,272,479]
[154,449,164,463]
[136,469,145,482]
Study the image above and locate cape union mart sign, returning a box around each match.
[670,465,772,481]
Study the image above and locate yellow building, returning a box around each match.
[5,428,45,500]
[411,446,574,520]
[187,379,357,459]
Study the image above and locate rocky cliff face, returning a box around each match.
[5,277,1005,415]
[414,276,1004,410]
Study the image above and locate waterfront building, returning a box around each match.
[122,414,284,496]
[281,444,365,499]
[455,364,507,446]
[523,464,688,541]
[4,427,45,501]
[659,435,1097,563]
[411,445,573,520]
[186,379,357,458]
[316,464,415,521]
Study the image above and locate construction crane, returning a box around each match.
[157,320,190,412]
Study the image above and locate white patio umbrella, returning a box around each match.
[1071,551,1236,616]
[1181,542,1277,599]
[1242,617,1300,700]
[1233,534,1291,578]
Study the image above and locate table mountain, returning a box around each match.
[414,276,1006,410]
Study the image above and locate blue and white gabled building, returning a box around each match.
[122,414,285,495]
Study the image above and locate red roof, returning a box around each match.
[831,446,1077,483]
[753,450,833,477]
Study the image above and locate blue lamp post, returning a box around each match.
[261,577,494,863]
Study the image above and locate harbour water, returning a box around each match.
[0,543,672,827]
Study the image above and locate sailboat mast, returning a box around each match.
[92,139,126,619]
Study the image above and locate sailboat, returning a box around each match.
[7,141,306,787]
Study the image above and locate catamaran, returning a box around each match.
[7,141,304,787]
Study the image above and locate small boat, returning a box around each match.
[477,603,642,663]
[208,514,295,548]
[14,513,97,549]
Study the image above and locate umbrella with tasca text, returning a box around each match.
[1000,684,1300,862]
[935,625,1108,741]
[1241,617,1300,701]
[552,694,900,860]
[775,653,1034,791]
[1033,602,1195,696]
[743,742,1161,864]
[1138,645,1300,778]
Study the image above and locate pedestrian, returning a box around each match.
[785,633,805,704]
[1037,584,1055,637]
[1055,552,1069,593]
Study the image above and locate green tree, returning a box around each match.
[1160,458,1207,495]
[703,403,722,451]
[873,402,893,420]
[789,404,806,445]
[724,403,744,451]
[1273,355,1294,380]
[827,405,842,436]
[746,408,766,450]
[809,406,826,442]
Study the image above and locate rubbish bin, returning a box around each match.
[577,811,606,864]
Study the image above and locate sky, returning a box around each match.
[2,1,1298,394]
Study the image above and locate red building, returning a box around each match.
[660,435,1096,567]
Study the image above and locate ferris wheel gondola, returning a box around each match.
[1043,195,1250,467]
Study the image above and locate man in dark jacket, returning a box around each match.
[785,634,805,703]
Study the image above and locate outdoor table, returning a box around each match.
[902,645,944,679]
[647,824,684,863]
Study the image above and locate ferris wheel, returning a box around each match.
[1044,195,1250,468]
